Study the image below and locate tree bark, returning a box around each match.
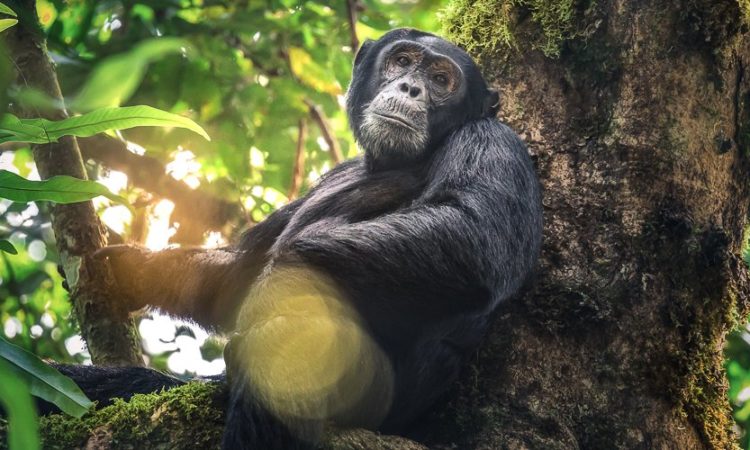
[427,0,750,448]
[3,0,142,366]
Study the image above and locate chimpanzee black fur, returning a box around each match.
[53,29,543,449]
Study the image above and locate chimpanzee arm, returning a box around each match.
[98,199,304,331]
[283,120,542,318]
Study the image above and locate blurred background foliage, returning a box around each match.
[4,0,750,447]
[0,0,448,376]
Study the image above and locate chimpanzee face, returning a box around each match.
[346,29,499,170]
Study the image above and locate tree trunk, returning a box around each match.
[3,0,142,366]
[16,0,750,448]
[421,0,750,448]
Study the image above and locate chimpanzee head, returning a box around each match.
[346,28,499,170]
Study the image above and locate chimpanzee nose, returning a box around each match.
[399,82,422,98]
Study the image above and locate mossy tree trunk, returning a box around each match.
[419,0,750,448]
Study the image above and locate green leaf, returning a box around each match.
[0,2,16,17]
[71,38,187,111]
[0,359,40,450]
[0,170,130,206]
[39,105,210,141]
[0,114,48,144]
[0,18,17,32]
[0,106,210,143]
[0,338,92,418]
[288,47,342,96]
[0,239,17,254]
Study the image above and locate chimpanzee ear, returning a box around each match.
[483,89,500,117]
[354,39,375,68]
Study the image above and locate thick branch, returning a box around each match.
[19,383,425,450]
[3,0,142,366]
[79,135,240,244]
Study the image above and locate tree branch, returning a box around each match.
[287,119,307,200]
[345,0,360,53]
[6,382,426,449]
[78,135,241,244]
[305,99,344,165]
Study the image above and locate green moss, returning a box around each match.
[738,0,750,24]
[440,0,595,58]
[38,382,225,449]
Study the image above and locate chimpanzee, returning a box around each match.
[60,28,542,449]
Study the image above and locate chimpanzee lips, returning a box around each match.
[372,112,419,131]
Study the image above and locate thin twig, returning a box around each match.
[288,119,308,200]
[305,99,344,164]
[346,0,360,53]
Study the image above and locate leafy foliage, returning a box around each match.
[0,239,17,254]
[0,170,128,206]
[71,38,187,111]
[0,106,209,144]
[1,3,439,447]
[0,337,92,418]
[0,1,16,33]
[0,359,40,450]
[0,0,449,371]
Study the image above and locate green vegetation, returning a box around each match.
[3,0,750,448]
[442,0,595,58]
[36,382,224,449]
[0,1,447,448]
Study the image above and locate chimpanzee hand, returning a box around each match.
[94,244,153,311]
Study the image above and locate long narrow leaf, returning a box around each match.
[0,338,92,418]
[0,114,49,144]
[0,170,130,206]
[1,106,209,144]
[0,18,17,32]
[36,105,210,141]
[0,359,40,450]
[0,239,17,254]
[0,3,16,16]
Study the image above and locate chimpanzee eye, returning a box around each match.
[433,73,449,86]
[395,55,411,67]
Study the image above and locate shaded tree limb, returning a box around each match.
[3,0,142,367]
[305,99,344,164]
[78,135,241,244]
[287,119,308,200]
[11,382,425,450]
[345,0,361,53]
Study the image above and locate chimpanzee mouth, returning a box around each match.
[372,112,418,131]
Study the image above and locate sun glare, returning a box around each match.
[166,147,201,189]
[144,199,177,250]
